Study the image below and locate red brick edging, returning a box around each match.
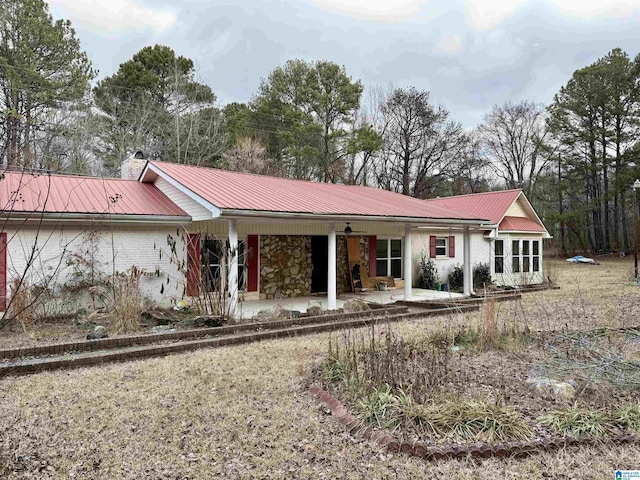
[309,385,637,460]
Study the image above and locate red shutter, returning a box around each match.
[368,236,377,276]
[247,235,259,292]
[186,234,200,297]
[449,235,456,258]
[0,232,6,311]
[429,235,437,258]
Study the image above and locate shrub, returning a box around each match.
[448,264,464,291]
[539,404,613,437]
[614,403,640,431]
[357,384,397,427]
[418,252,439,289]
[473,262,491,287]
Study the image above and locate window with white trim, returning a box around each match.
[522,240,531,273]
[512,240,520,273]
[510,239,540,274]
[435,237,448,257]
[376,238,402,278]
[494,239,504,274]
[201,237,246,291]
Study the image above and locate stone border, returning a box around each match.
[0,305,409,360]
[2,305,489,377]
[309,385,638,460]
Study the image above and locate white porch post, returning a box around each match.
[327,224,337,310]
[228,219,238,317]
[463,226,472,296]
[404,224,412,300]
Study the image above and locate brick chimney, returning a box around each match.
[120,151,146,180]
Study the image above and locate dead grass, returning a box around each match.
[1,259,640,478]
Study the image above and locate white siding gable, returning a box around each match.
[154,177,212,221]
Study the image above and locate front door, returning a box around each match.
[310,236,328,293]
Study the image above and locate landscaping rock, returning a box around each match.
[306,303,324,317]
[526,377,576,401]
[149,325,176,334]
[254,309,283,322]
[343,298,370,313]
[93,325,106,333]
[86,331,108,340]
[187,315,224,328]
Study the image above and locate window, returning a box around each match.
[522,240,530,273]
[435,237,448,257]
[533,240,540,272]
[494,240,504,274]
[512,240,520,273]
[376,238,402,278]
[201,237,246,291]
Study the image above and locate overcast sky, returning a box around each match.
[48,0,640,127]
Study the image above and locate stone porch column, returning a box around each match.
[404,224,412,300]
[327,224,337,310]
[463,225,472,296]
[228,219,238,317]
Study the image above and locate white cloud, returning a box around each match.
[49,0,177,34]
[465,0,526,30]
[464,0,640,31]
[552,0,640,18]
[436,35,464,54]
[309,0,429,22]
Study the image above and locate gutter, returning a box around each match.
[0,212,192,225]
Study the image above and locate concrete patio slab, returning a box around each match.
[236,288,464,319]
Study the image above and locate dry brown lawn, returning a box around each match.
[2,258,640,479]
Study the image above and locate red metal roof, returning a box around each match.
[425,189,523,224]
[148,161,488,221]
[0,171,187,217]
[499,216,546,232]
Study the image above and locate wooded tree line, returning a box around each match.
[2,0,640,254]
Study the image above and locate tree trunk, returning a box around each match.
[558,154,566,254]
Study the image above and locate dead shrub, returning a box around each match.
[327,324,454,404]
[7,278,35,333]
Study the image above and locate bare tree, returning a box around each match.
[478,101,554,195]
[223,136,280,175]
[376,87,466,197]
[452,134,493,195]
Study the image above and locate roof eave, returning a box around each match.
[142,162,222,218]
[0,212,192,225]
[219,208,491,226]
[499,229,552,239]
[498,192,551,236]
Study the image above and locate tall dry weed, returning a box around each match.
[108,267,143,333]
[481,297,498,348]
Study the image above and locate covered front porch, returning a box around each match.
[187,217,484,319]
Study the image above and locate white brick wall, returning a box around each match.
[3,223,187,309]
